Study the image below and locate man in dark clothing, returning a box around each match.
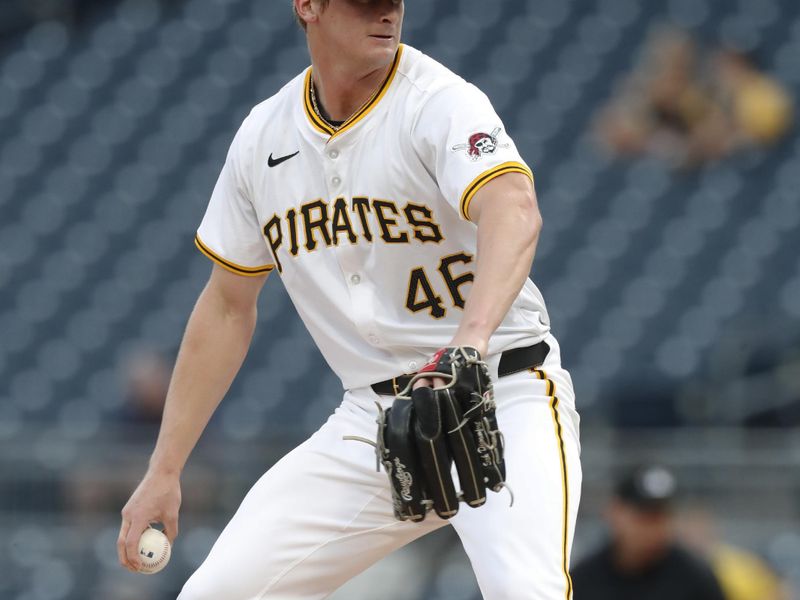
[571,465,725,600]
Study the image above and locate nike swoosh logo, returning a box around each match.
[267,151,300,167]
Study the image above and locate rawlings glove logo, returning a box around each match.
[393,457,415,502]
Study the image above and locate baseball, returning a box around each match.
[137,527,171,574]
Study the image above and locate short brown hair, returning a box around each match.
[293,0,330,30]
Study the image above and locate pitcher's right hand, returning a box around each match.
[118,471,181,572]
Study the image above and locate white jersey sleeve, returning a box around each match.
[195,115,275,276]
[411,82,533,222]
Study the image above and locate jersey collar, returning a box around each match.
[303,44,404,140]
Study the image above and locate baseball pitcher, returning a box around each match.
[118,1,581,598]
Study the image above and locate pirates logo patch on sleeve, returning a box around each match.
[451,127,509,161]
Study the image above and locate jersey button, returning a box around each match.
[408,361,418,371]
[350,274,361,285]
[331,176,342,186]
[328,150,339,159]
[368,335,380,345]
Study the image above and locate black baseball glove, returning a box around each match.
[374,347,509,521]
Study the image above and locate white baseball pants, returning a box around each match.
[178,335,581,600]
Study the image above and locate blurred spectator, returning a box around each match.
[712,50,794,148]
[678,507,791,600]
[64,348,226,529]
[66,348,218,522]
[116,349,171,436]
[595,27,792,168]
[571,465,725,600]
[63,350,172,522]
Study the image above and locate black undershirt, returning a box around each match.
[571,543,725,600]
[312,84,345,129]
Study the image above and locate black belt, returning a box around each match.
[371,341,550,396]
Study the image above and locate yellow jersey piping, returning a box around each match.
[302,45,404,140]
[195,234,274,277]
[459,161,533,222]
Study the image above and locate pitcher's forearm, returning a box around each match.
[148,284,257,475]
[453,181,541,350]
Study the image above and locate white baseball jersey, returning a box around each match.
[182,43,581,600]
[196,44,551,389]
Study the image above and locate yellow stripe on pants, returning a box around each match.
[533,368,573,600]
